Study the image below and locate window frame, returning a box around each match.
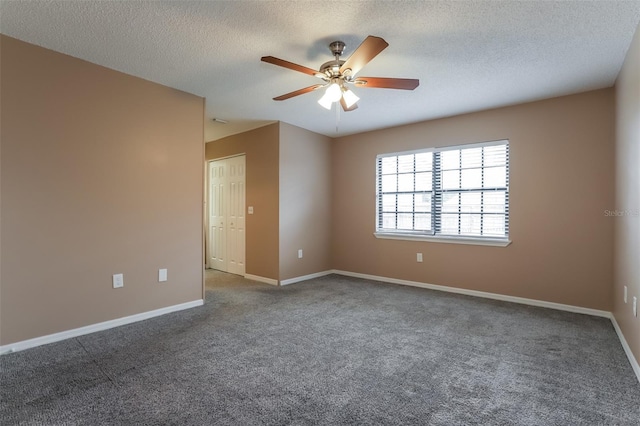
[374,140,511,247]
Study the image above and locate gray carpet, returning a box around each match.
[1,271,639,425]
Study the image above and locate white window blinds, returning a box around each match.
[376,140,509,240]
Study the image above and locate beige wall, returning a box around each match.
[279,122,332,281]
[332,89,615,311]
[0,36,204,345]
[205,123,280,280]
[614,24,640,365]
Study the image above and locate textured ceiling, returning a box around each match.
[2,1,639,141]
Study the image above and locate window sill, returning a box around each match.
[373,232,511,247]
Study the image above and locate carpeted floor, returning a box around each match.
[1,271,639,425]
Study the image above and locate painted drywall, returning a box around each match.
[205,123,279,281]
[0,36,204,345]
[279,122,332,281]
[332,89,615,311]
[614,23,640,365]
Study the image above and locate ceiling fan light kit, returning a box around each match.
[261,35,419,112]
[341,87,360,108]
[318,81,342,109]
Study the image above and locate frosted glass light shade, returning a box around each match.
[318,92,333,109]
[342,89,359,108]
[318,83,342,109]
[325,83,342,102]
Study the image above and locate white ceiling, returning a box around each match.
[2,1,639,141]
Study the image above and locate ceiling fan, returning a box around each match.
[261,35,419,111]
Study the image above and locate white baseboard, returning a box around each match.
[0,299,204,355]
[244,274,278,286]
[331,270,610,318]
[610,315,640,384]
[280,270,333,286]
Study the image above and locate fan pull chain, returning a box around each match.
[335,101,340,133]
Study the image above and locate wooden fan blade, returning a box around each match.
[261,56,322,77]
[339,36,388,76]
[340,97,358,112]
[353,77,419,90]
[273,84,324,101]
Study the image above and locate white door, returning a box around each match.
[226,156,246,275]
[209,161,227,272]
[207,156,246,275]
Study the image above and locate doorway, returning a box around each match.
[207,155,246,276]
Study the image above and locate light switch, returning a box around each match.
[112,273,124,289]
[248,206,254,214]
[159,268,168,282]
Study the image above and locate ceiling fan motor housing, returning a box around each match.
[319,41,348,79]
[319,59,346,78]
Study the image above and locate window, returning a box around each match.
[375,140,510,246]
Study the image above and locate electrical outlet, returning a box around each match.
[298,249,303,259]
[159,268,168,282]
[633,297,637,318]
[112,273,124,289]
[624,286,628,303]
[417,253,423,263]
